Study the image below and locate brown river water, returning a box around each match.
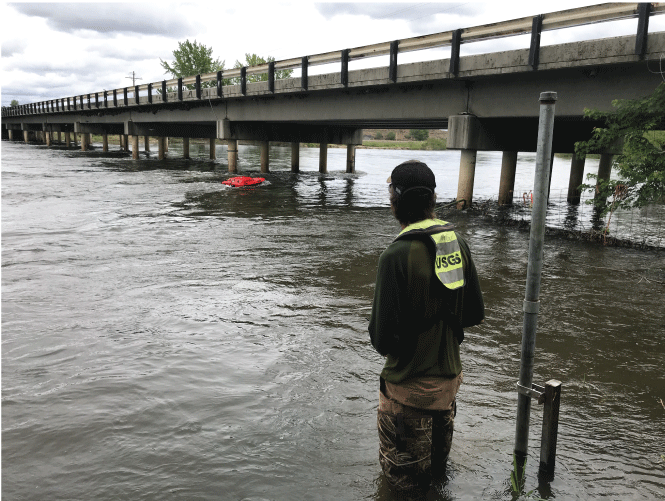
[2,140,664,500]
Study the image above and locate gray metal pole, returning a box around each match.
[514,92,557,463]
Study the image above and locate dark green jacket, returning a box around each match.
[369,219,485,383]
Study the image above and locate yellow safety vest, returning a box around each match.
[397,219,466,290]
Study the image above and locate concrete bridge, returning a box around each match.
[3,2,664,206]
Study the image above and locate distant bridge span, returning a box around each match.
[3,2,664,206]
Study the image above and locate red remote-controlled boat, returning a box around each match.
[222,176,265,187]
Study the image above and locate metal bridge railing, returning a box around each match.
[2,2,664,118]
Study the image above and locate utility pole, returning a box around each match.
[126,71,142,86]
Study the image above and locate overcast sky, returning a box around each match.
[2,1,664,107]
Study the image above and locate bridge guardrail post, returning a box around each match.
[148,83,152,104]
[636,2,651,57]
[104,91,108,108]
[217,72,223,98]
[178,78,183,101]
[113,89,118,108]
[341,49,350,87]
[241,68,247,95]
[162,81,167,103]
[196,75,201,99]
[529,15,543,70]
[135,85,140,105]
[268,62,275,93]
[301,57,308,91]
[123,88,128,106]
[389,40,399,83]
[450,29,462,76]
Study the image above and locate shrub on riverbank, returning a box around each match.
[362,137,447,150]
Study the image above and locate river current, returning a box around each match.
[2,140,664,500]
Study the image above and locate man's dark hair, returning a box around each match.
[390,188,436,226]
[389,160,437,225]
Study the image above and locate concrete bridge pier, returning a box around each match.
[456,149,477,209]
[346,145,356,173]
[7,129,14,141]
[45,130,51,147]
[165,137,169,152]
[595,153,614,200]
[183,138,190,159]
[260,141,269,173]
[210,137,217,160]
[158,136,166,160]
[132,135,139,160]
[567,153,586,204]
[319,143,328,173]
[123,135,129,152]
[57,131,61,144]
[291,142,300,173]
[144,136,150,152]
[102,134,109,152]
[498,151,518,205]
[228,139,238,173]
[23,130,30,143]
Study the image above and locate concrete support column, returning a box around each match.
[123,135,129,152]
[595,153,613,200]
[57,131,62,144]
[567,153,586,204]
[183,138,190,159]
[260,141,270,173]
[132,135,139,160]
[24,130,30,143]
[144,136,150,152]
[8,129,14,141]
[228,139,238,173]
[158,136,166,160]
[45,130,52,147]
[81,133,88,151]
[64,132,70,147]
[346,144,356,173]
[102,134,108,152]
[72,133,78,148]
[498,151,518,205]
[319,143,328,173]
[165,137,169,152]
[456,149,477,209]
[291,142,300,173]
[210,137,216,160]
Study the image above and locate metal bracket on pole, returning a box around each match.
[523,300,540,314]
[516,382,546,404]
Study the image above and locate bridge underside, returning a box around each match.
[3,31,664,205]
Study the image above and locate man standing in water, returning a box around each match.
[369,160,485,490]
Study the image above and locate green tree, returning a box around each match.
[10,99,19,107]
[233,53,293,83]
[386,131,396,141]
[160,39,225,89]
[576,82,665,220]
[410,129,429,141]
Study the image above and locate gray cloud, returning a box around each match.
[314,3,485,38]
[2,40,27,58]
[10,3,200,37]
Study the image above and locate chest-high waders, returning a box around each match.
[377,219,464,491]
